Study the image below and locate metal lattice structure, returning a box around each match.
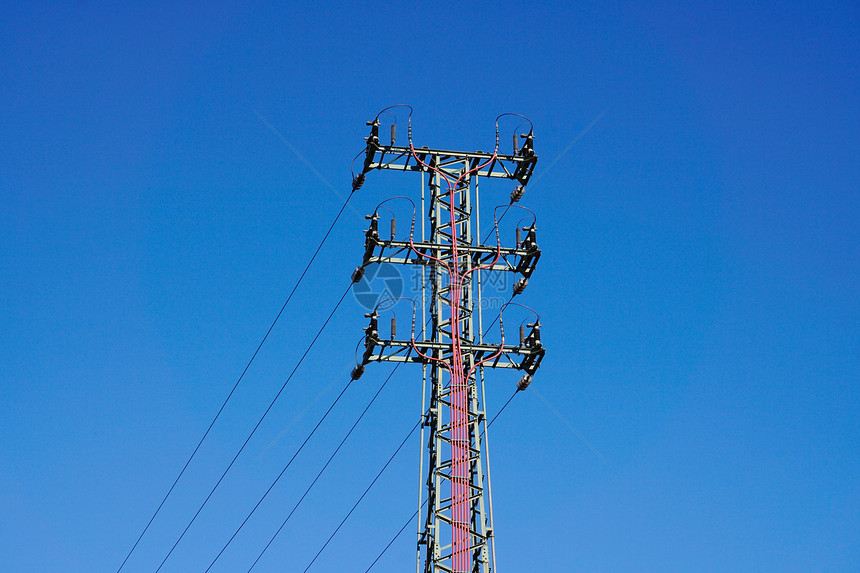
[352,107,545,573]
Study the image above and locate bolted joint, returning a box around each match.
[513,277,528,296]
[351,266,366,283]
[350,364,365,381]
[517,374,532,391]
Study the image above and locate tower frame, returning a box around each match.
[354,111,544,573]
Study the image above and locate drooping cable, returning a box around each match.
[154,283,354,573]
[482,204,512,245]
[114,193,355,573]
[362,504,423,573]
[490,389,520,425]
[363,387,521,572]
[243,363,403,572]
[301,418,422,572]
[478,115,534,246]
[202,372,356,573]
[210,311,428,572]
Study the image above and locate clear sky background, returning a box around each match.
[2,2,858,572]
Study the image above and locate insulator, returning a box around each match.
[391,123,396,146]
[510,185,524,203]
[365,213,379,239]
[513,277,528,296]
[517,374,532,391]
[352,173,365,191]
[352,266,366,283]
[390,317,396,340]
[351,364,365,381]
[523,225,537,249]
[516,227,521,247]
[364,311,379,338]
[391,217,396,240]
[527,321,542,347]
[519,325,525,346]
[513,133,519,154]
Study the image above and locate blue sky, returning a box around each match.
[1,2,858,572]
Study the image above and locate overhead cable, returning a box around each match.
[242,362,403,572]
[115,192,355,573]
[244,315,432,571]
[299,419,422,573]
[154,283,354,572]
[203,373,354,573]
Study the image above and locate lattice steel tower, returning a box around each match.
[351,106,545,573]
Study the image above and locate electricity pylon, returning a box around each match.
[351,106,545,573]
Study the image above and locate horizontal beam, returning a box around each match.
[361,239,541,277]
[365,145,537,184]
[378,239,529,257]
[375,144,521,163]
[362,338,545,374]
[366,257,517,273]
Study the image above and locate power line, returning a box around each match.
[242,363,402,572]
[154,283,353,573]
[115,193,355,573]
[224,320,430,572]
[203,372,356,572]
[481,203,512,245]
[300,418,422,573]
[363,504,423,573]
[490,389,520,427]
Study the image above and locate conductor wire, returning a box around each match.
[205,371,356,573]
[245,364,401,572]
[114,192,356,573]
[153,283,354,572]
[302,418,422,572]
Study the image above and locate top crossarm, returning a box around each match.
[359,119,538,185]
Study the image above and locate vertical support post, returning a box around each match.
[416,156,492,573]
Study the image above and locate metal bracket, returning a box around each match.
[360,120,538,185]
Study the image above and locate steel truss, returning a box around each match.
[353,112,545,573]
